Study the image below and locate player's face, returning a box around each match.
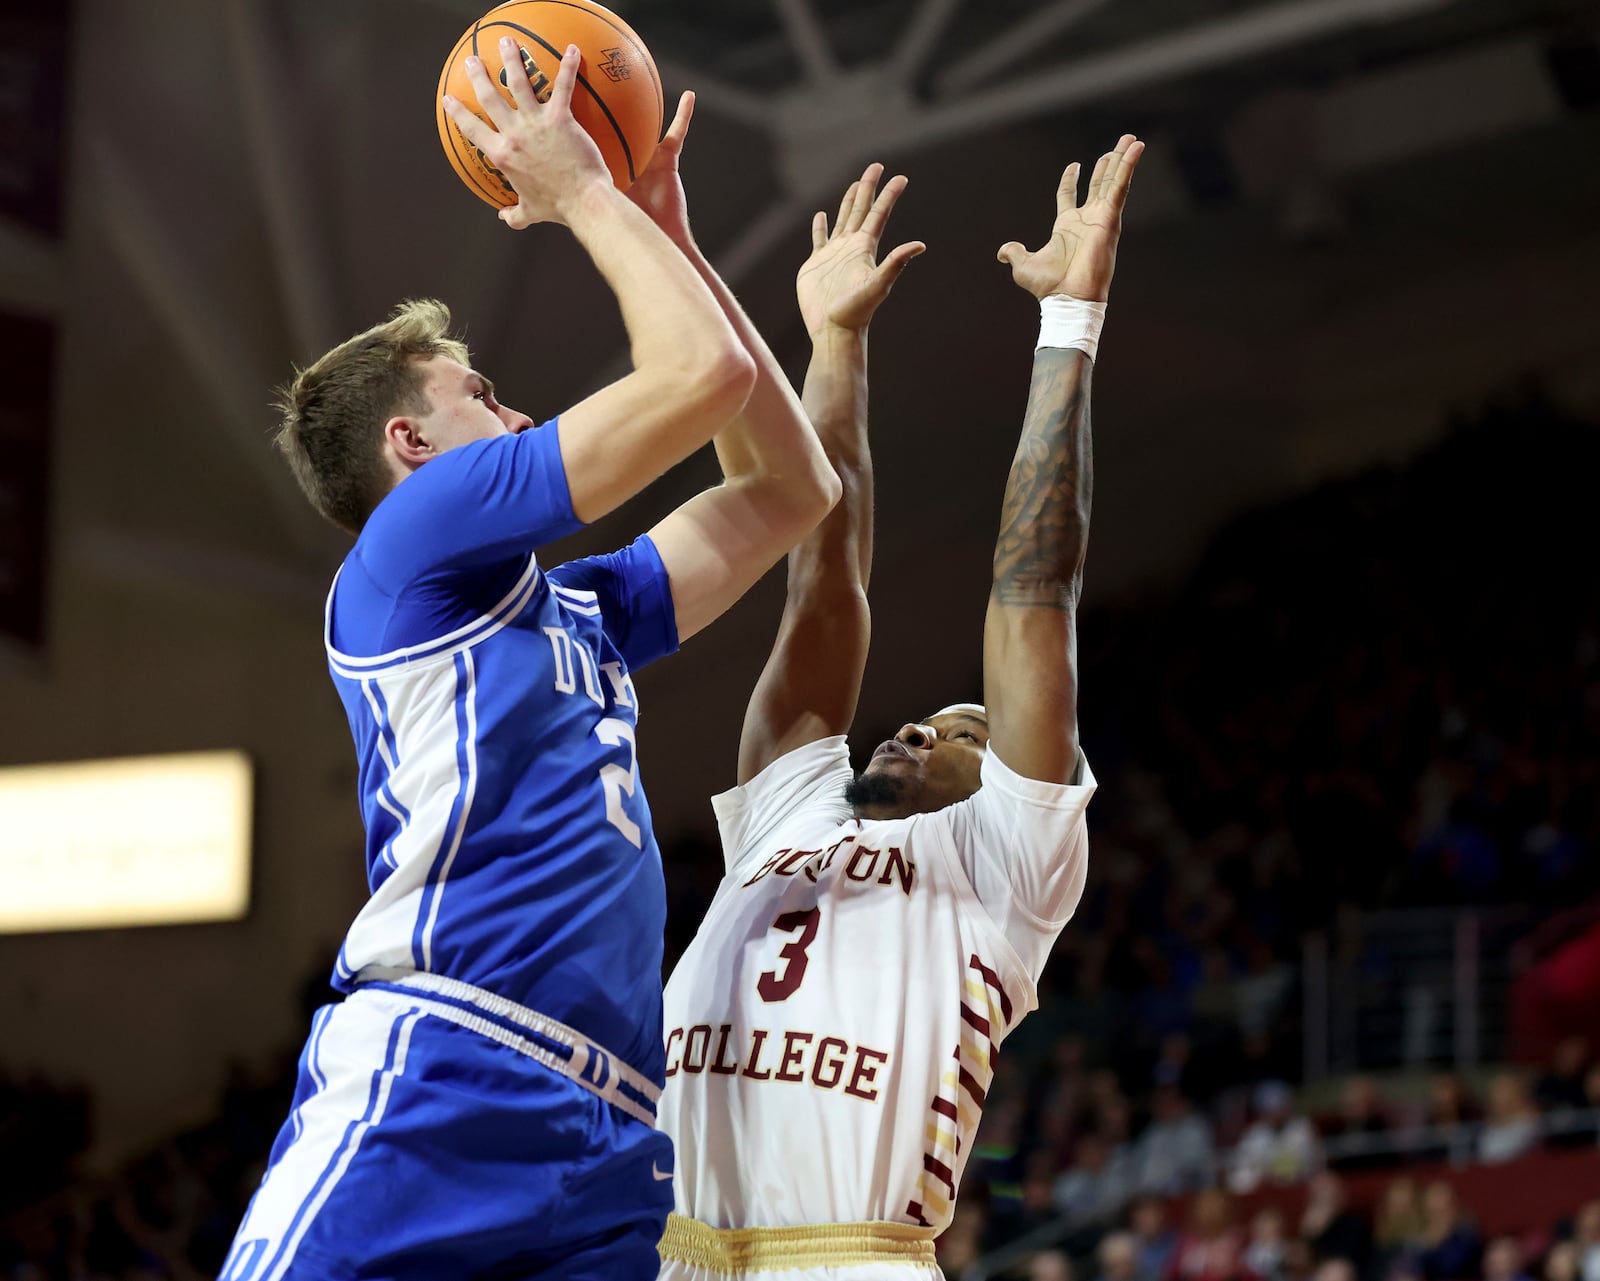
[848,710,988,819]
[415,357,534,450]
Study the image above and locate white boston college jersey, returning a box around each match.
[659,735,1094,1248]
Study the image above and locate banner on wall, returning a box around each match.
[0,3,73,237]
[0,310,54,657]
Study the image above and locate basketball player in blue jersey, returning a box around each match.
[221,46,848,1281]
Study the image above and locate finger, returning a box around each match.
[844,163,883,235]
[498,36,541,112]
[861,174,908,243]
[1107,138,1144,211]
[811,210,829,252]
[1085,149,1113,206]
[871,240,926,291]
[442,94,497,152]
[1056,162,1081,215]
[499,203,532,230]
[833,182,859,240]
[461,56,514,129]
[547,44,581,116]
[661,90,694,152]
[997,240,1027,267]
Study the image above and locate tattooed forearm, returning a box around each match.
[991,347,1092,608]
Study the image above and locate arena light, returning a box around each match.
[0,751,252,933]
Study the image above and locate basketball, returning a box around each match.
[436,0,664,209]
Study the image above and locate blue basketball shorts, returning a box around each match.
[218,980,674,1281]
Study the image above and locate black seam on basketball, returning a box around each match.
[443,91,515,207]
[442,21,515,205]
[443,28,503,204]
[509,0,663,136]
[483,19,639,181]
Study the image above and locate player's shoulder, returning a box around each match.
[715,737,851,823]
[977,746,1098,809]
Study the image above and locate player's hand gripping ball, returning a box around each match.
[437,0,664,208]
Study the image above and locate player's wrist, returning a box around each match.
[1036,294,1105,361]
[808,319,869,347]
[552,176,626,226]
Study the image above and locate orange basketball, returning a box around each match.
[436,0,663,208]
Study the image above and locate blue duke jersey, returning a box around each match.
[323,420,678,1082]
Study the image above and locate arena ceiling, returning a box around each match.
[2,0,1597,624]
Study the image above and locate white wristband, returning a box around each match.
[1037,294,1106,361]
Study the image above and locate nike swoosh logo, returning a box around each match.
[651,1162,673,1182]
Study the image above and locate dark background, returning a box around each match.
[1,0,1598,1277]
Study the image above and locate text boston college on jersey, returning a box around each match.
[663,831,912,1101]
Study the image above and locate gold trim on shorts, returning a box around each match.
[659,1213,938,1274]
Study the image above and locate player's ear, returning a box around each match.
[384,414,435,466]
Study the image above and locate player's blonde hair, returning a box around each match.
[273,299,472,534]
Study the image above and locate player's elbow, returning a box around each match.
[737,461,839,548]
[687,343,758,423]
[805,459,844,520]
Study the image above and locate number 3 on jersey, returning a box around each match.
[757,907,821,1002]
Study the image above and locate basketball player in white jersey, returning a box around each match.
[658,135,1144,1279]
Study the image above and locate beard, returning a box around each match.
[844,768,910,812]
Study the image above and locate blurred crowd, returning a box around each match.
[5,390,1599,1279]
[940,1037,1600,1274]
[960,1180,1600,1281]
[0,1055,299,1280]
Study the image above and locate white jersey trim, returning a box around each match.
[324,553,541,676]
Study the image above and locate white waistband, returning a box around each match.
[352,967,660,1128]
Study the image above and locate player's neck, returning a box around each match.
[850,800,915,822]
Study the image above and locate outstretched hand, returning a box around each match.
[998,134,1144,301]
[441,38,612,230]
[626,91,696,246]
[796,163,925,339]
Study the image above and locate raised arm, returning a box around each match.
[615,93,843,642]
[983,136,1142,784]
[735,167,924,782]
[442,44,755,526]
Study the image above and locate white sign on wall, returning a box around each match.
[0,751,253,933]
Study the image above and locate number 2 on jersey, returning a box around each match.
[593,717,642,849]
[757,907,821,1002]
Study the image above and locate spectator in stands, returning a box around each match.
[1190,948,1239,1045]
[1099,1232,1141,1281]
[1151,1033,1199,1097]
[1412,1073,1483,1163]
[1165,1190,1244,1281]
[1313,1261,1359,1281]
[1235,937,1294,1045]
[1424,1074,1481,1129]
[1026,1250,1075,1281]
[1414,1181,1481,1281]
[1300,1172,1372,1271]
[1135,1086,1216,1196]
[1230,1082,1322,1192]
[1324,1076,1400,1172]
[1545,1242,1580,1281]
[1131,1196,1180,1281]
[1534,1037,1591,1112]
[1484,1237,1536,1281]
[1478,1073,1541,1164]
[1573,1200,1600,1281]
[1405,797,1503,905]
[1051,1132,1134,1226]
[1243,1209,1291,1281]
[1373,1178,1425,1280]
[937,1203,986,1280]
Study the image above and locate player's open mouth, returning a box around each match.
[873,740,913,761]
